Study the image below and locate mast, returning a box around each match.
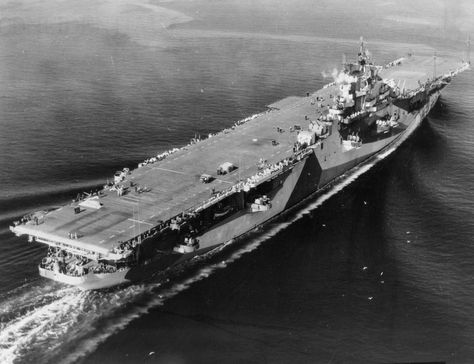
[359,37,364,56]
[358,36,368,66]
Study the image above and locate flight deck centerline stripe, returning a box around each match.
[215,179,234,185]
[151,167,189,176]
[127,218,154,226]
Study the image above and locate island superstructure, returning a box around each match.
[10,40,469,289]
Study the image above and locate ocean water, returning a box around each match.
[0,0,473,363]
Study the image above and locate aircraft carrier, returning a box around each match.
[10,39,470,289]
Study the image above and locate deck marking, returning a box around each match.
[152,167,189,176]
[128,218,153,226]
[215,179,234,185]
[122,196,140,203]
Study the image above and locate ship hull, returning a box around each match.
[39,266,131,290]
[15,47,467,290]
[52,90,442,289]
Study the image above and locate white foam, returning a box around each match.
[0,289,86,364]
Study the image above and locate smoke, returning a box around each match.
[321,67,357,84]
[335,70,357,84]
[321,69,335,79]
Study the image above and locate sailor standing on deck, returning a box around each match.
[53,260,60,273]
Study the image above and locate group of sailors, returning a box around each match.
[251,195,272,212]
[312,95,327,109]
[234,112,260,126]
[183,236,199,247]
[91,263,120,274]
[384,58,404,69]
[257,158,269,171]
[243,159,290,188]
[332,100,345,111]
[138,147,181,168]
[112,238,139,256]
[170,215,187,231]
[164,212,193,232]
[111,224,159,256]
[134,112,263,173]
[346,133,362,143]
[41,247,125,276]
[227,112,263,132]
[13,210,49,226]
[41,247,89,277]
[323,81,336,89]
[105,179,152,197]
[399,73,450,100]
[347,110,367,121]
[13,214,34,226]
[196,187,237,212]
[68,231,80,239]
[293,141,306,153]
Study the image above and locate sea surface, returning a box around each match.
[0,0,473,363]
